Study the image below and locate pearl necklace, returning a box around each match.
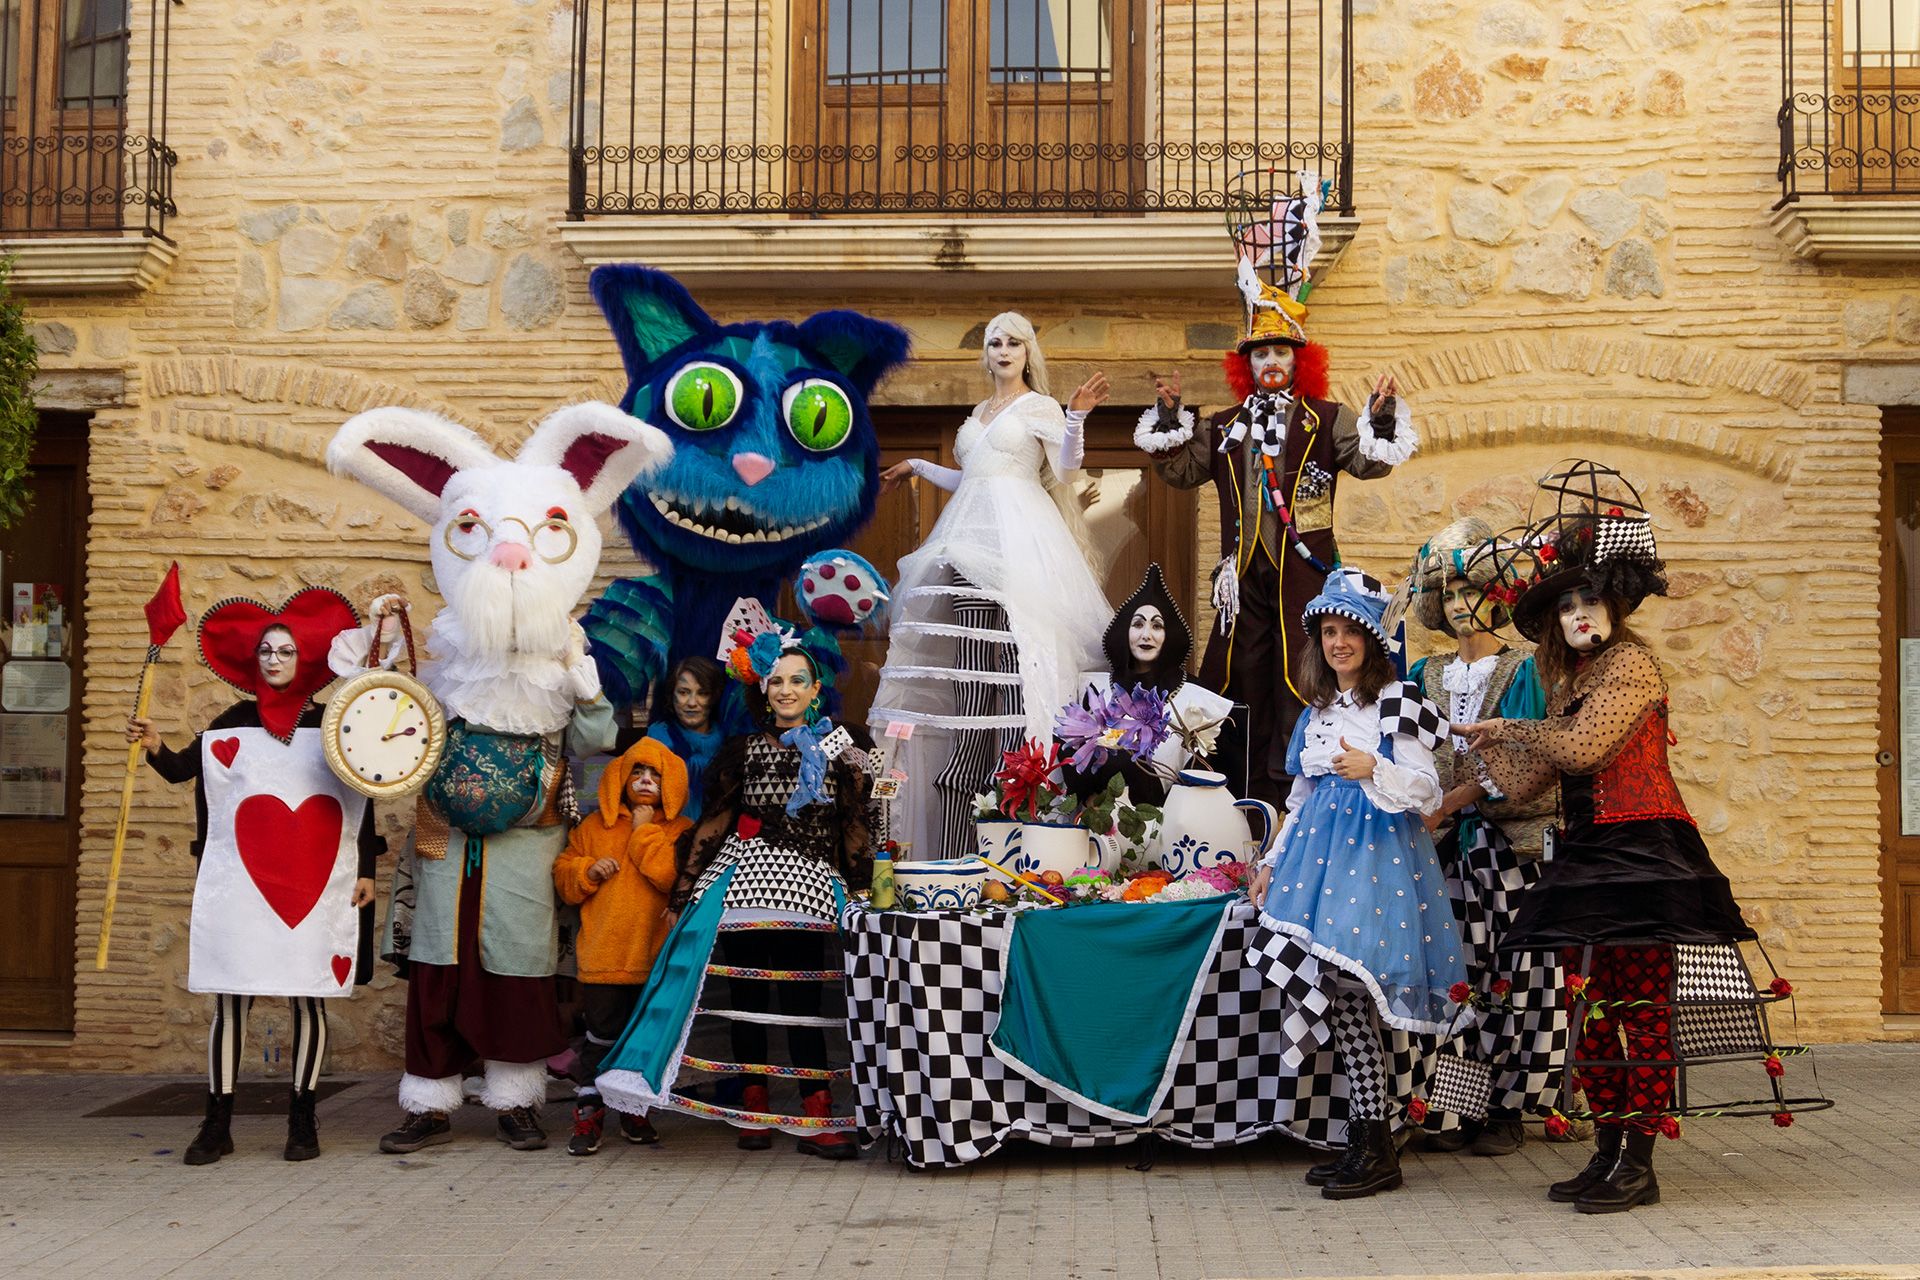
[981,388,1023,419]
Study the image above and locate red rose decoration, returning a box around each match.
[1764,1054,1785,1079]
[1449,981,1472,1004]
[1537,544,1557,563]
[1406,1097,1428,1123]
[1490,978,1512,998]
[1773,1111,1793,1128]
[1657,1115,1681,1140]
[1543,1113,1569,1139]
[1769,977,1793,998]
[1567,974,1591,998]
[1606,505,1624,517]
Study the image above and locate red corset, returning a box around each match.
[1592,702,1695,826]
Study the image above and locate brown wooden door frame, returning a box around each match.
[0,411,89,1032]
[1879,409,1920,1015]
[1,0,130,233]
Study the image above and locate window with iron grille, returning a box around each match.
[1779,0,1920,199]
[0,0,174,237]
[567,0,1352,218]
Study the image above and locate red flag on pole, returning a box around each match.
[143,561,186,648]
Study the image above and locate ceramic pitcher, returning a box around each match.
[1155,770,1278,876]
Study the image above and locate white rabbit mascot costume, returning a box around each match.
[326,402,670,1154]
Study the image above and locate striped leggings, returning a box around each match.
[932,587,1020,856]
[208,994,328,1095]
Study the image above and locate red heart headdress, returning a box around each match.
[197,587,360,742]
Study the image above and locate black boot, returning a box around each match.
[184,1091,235,1166]
[284,1089,321,1162]
[1303,1146,1346,1187]
[1322,1118,1403,1200]
[1547,1124,1622,1203]
[1423,1118,1481,1153]
[1471,1109,1525,1157]
[1575,1127,1660,1214]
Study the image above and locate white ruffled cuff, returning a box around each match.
[1134,404,1194,454]
[1361,755,1442,816]
[1356,396,1417,467]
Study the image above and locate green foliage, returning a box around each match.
[0,255,38,529]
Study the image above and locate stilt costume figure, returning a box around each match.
[326,402,669,1155]
[1402,518,1567,1157]
[596,602,876,1159]
[870,313,1112,857]
[1457,461,1828,1215]
[1137,173,1416,804]
[129,587,383,1165]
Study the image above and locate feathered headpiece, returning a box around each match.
[715,595,847,710]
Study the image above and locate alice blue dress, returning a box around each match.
[1260,701,1467,1035]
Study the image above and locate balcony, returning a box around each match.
[559,0,1359,292]
[1773,0,1920,260]
[0,0,178,295]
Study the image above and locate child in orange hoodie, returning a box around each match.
[554,737,693,1156]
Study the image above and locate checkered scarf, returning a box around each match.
[1218,391,1292,458]
[1374,680,1451,752]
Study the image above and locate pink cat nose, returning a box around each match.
[732,452,775,486]
[490,542,532,571]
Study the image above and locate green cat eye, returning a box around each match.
[783,379,854,452]
[664,362,743,431]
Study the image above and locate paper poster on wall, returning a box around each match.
[1900,640,1920,837]
[0,712,67,816]
[1,660,70,713]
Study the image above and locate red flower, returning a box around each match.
[1657,1115,1682,1140]
[1449,981,1472,1004]
[1764,1054,1785,1079]
[1537,544,1557,563]
[1773,1111,1794,1128]
[1490,978,1512,998]
[1406,1097,1428,1123]
[1567,974,1591,998]
[1606,505,1624,517]
[1769,977,1793,998]
[1543,1113,1569,1139]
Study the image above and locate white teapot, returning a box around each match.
[1154,770,1277,877]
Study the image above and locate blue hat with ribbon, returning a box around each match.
[1298,566,1398,654]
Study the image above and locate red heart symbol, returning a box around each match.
[211,738,241,769]
[331,955,352,986]
[233,794,343,929]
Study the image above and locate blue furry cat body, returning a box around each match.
[583,265,910,709]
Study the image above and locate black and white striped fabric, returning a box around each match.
[208,993,327,1095]
[842,901,1441,1168]
[932,587,1018,855]
[1375,681,1451,752]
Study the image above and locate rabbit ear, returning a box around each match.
[327,408,501,522]
[516,401,673,515]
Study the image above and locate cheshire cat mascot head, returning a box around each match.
[593,265,910,575]
[583,265,911,709]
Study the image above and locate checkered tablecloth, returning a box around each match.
[841,899,1442,1169]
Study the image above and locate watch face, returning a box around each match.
[338,685,433,787]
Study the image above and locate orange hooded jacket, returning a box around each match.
[553,737,694,985]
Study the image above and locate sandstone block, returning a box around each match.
[404,267,456,328]
[1643,69,1686,116]
[1414,50,1483,120]
[1895,295,1920,345]
[328,284,399,330]
[345,212,410,282]
[1522,175,1572,226]
[1385,170,1441,242]
[1843,299,1891,348]
[442,245,497,286]
[1604,237,1664,299]
[278,278,343,331]
[278,225,339,276]
[29,321,76,355]
[501,254,565,330]
[1448,184,1520,245]
[1509,231,1600,299]
[1571,187,1640,248]
[239,206,300,244]
[501,96,543,152]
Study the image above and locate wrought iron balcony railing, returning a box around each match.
[1779,0,1920,200]
[0,0,176,239]
[566,0,1353,218]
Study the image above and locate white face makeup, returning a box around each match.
[985,331,1029,386]
[1247,343,1296,391]
[1442,577,1486,635]
[1127,604,1167,665]
[1556,587,1612,651]
[672,670,713,732]
[763,652,817,728]
[1318,615,1369,687]
[627,765,662,804]
[256,627,298,690]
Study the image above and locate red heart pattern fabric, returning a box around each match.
[233,794,344,930]
[211,737,241,769]
[331,954,352,986]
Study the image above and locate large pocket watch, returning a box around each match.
[322,604,446,800]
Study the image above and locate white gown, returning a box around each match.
[871,392,1111,855]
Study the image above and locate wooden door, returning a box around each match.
[1,0,129,233]
[1880,411,1920,1014]
[1828,0,1920,194]
[832,405,1194,731]
[0,412,88,1031]
[791,0,1143,211]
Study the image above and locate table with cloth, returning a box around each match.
[840,895,1449,1169]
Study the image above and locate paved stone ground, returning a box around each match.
[2,1044,1916,1280]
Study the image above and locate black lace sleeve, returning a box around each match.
[672,733,750,908]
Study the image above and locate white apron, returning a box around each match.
[189,726,368,997]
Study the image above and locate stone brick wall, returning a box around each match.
[1,0,1903,1074]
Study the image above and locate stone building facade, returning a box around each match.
[0,0,1912,1074]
